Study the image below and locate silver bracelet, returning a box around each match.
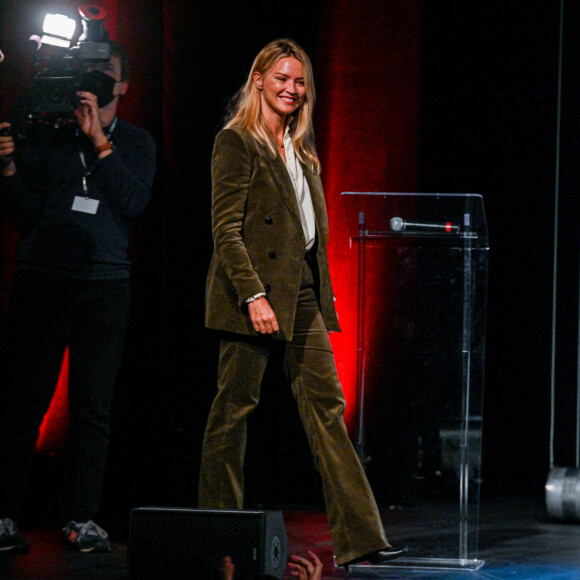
[245,292,266,304]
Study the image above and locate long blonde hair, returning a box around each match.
[224,39,320,174]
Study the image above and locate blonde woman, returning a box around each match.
[199,39,405,569]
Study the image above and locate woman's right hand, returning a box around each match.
[248,297,280,335]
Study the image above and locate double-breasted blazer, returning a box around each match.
[205,127,341,341]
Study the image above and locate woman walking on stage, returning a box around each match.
[198,38,405,569]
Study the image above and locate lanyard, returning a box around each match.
[77,117,118,197]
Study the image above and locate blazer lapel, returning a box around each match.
[304,168,327,232]
[266,148,327,236]
[270,154,301,218]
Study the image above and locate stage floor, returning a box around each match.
[1,494,579,579]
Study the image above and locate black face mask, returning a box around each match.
[77,70,117,108]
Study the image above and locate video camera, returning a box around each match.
[7,4,115,140]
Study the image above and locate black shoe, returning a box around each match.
[343,546,407,570]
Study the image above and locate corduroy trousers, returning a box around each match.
[198,257,390,565]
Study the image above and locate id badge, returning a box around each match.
[72,196,100,215]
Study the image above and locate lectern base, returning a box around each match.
[344,557,485,575]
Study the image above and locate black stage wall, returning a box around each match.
[0,0,577,520]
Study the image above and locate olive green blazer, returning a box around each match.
[205,127,341,341]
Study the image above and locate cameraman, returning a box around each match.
[0,41,156,553]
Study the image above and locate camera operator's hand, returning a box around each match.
[0,122,16,176]
[75,91,113,158]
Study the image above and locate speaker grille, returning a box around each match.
[128,508,287,579]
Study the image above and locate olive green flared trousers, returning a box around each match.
[198,259,390,565]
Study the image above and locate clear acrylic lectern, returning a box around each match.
[341,193,488,573]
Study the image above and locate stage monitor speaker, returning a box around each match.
[128,507,287,579]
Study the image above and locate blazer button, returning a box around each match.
[268,250,276,259]
[265,216,273,225]
[264,283,271,292]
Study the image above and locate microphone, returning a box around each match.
[390,216,459,233]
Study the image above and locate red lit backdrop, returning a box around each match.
[316,0,422,429]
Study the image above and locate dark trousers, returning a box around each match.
[198,258,389,565]
[0,271,130,523]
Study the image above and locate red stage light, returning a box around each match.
[36,349,70,454]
